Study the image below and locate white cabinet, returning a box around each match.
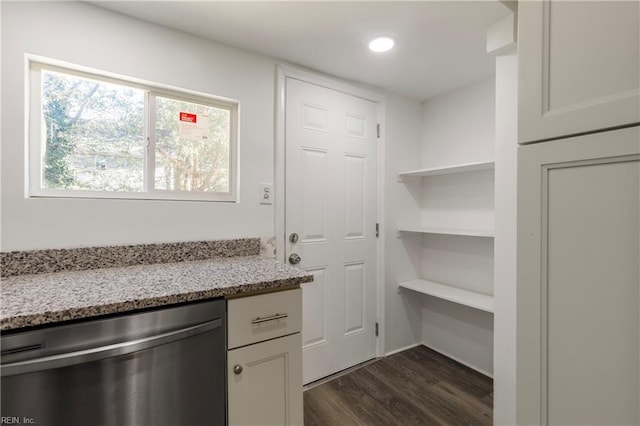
[228,333,303,426]
[518,0,640,144]
[517,1,640,422]
[227,289,303,426]
[397,161,495,311]
[517,126,640,425]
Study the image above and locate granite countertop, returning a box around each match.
[1,256,313,331]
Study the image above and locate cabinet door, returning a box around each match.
[228,333,303,426]
[518,1,640,144]
[517,126,640,425]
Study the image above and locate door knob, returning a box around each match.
[234,365,243,375]
[288,253,301,265]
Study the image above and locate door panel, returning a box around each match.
[345,114,366,138]
[517,126,640,424]
[300,148,329,242]
[302,267,328,348]
[301,103,329,131]
[344,262,365,335]
[345,154,366,239]
[285,77,378,384]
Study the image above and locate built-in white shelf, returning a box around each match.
[398,279,494,313]
[397,161,495,179]
[397,226,494,238]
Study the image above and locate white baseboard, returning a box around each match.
[384,342,422,357]
[421,343,494,379]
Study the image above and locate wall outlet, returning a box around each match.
[259,183,273,205]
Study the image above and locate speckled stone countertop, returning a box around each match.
[1,238,262,278]
[1,256,313,331]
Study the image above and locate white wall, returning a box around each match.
[421,298,494,374]
[420,233,494,296]
[383,93,423,354]
[1,2,276,251]
[420,170,495,235]
[1,2,425,360]
[421,79,495,168]
[493,53,518,425]
[419,78,496,375]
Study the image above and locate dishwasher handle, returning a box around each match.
[1,317,222,377]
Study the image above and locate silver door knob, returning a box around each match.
[288,253,301,265]
[234,365,243,375]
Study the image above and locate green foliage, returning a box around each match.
[41,74,91,187]
[40,70,231,194]
[155,96,230,192]
[42,70,145,191]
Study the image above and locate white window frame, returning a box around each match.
[28,59,239,202]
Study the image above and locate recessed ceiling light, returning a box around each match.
[368,37,395,53]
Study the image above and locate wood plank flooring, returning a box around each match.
[303,345,493,426]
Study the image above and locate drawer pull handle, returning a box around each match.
[251,313,288,325]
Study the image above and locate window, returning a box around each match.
[28,61,238,201]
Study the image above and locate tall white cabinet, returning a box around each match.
[518,127,639,425]
[518,0,639,143]
[516,1,640,424]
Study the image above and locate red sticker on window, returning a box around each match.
[179,112,197,123]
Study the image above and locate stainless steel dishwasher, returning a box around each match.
[1,298,226,426]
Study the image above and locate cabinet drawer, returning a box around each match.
[228,288,301,349]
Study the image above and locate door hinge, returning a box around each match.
[375,223,379,238]
[376,123,380,138]
[375,322,379,337]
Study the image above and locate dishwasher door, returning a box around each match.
[1,298,226,426]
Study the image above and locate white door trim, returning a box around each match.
[275,63,386,358]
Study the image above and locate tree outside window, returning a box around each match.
[34,63,237,202]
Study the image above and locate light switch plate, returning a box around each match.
[259,183,273,205]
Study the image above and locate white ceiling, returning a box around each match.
[92,1,511,101]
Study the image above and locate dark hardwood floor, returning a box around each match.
[303,345,493,426]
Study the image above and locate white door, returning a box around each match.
[517,126,640,425]
[285,77,378,384]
